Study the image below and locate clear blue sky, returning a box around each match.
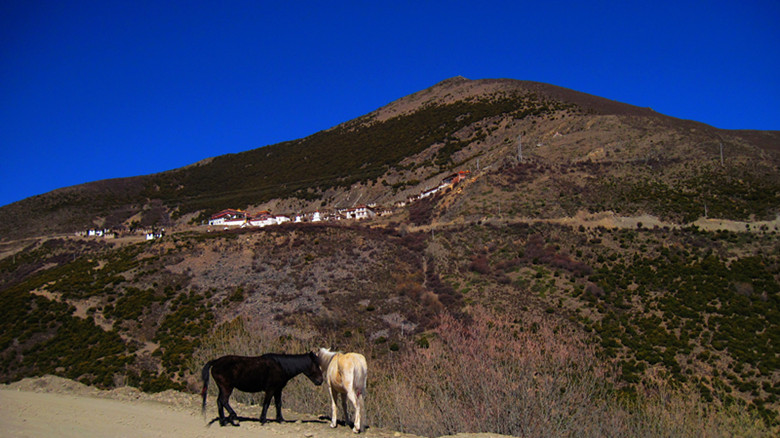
[1,1,778,207]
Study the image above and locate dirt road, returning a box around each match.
[0,376,423,438]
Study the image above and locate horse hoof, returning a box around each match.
[330,423,337,429]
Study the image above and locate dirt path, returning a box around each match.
[1,389,244,438]
[416,211,780,233]
[0,376,424,438]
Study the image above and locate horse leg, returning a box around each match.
[328,387,339,428]
[216,387,227,426]
[341,392,350,425]
[358,393,366,433]
[217,386,239,426]
[217,388,225,426]
[273,389,285,422]
[260,391,274,423]
[348,390,361,433]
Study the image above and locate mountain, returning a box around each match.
[0,77,778,432]
[2,77,778,239]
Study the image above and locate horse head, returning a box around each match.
[306,351,324,386]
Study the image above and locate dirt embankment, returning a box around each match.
[0,376,454,438]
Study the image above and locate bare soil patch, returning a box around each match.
[1,376,431,438]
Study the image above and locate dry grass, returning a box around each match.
[619,382,771,437]
[191,308,772,437]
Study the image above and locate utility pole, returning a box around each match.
[517,134,523,162]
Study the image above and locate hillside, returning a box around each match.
[1,77,778,238]
[0,77,778,435]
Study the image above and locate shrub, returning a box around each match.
[468,254,490,275]
[190,307,772,437]
[408,197,436,226]
[369,308,612,437]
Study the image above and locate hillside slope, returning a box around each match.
[2,77,777,239]
[1,77,778,432]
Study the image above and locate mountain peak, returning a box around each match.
[436,75,470,85]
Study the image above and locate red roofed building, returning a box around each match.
[208,209,247,227]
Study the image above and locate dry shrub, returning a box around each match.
[586,282,605,298]
[408,197,435,226]
[468,253,491,274]
[425,260,460,309]
[367,308,771,438]
[369,307,611,437]
[190,312,772,437]
[393,271,425,300]
[420,291,444,313]
[609,371,773,437]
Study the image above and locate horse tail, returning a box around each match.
[201,360,215,415]
[354,354,368,399]
[353,355,368,430]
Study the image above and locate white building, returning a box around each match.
[340,206,376,221]
[146,229,164,240]
[208,209,248,227]
[248,212,291,227]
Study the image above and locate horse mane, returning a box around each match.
[317,347,339,368]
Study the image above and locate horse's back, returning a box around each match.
[329,352,367,392]
[210,355,281,392]
[345,352,367,367]
[212,355,274,373]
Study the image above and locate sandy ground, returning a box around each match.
[0,376,430,438]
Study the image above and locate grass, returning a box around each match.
[192,307,772,437]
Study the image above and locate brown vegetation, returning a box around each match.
[195,308,771,437]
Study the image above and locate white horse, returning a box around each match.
[317,347,367,433]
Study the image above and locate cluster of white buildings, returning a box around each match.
[85,228,115,238]
[207,205,386,230]
[76,228,165,240]
[207,209,295,228]
[395,170,471,207]
[207,170,472,231]
[71,171,474,239]
[75,228,117,239]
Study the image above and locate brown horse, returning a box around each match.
[201,352,323,426]
[317,348,368,433]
